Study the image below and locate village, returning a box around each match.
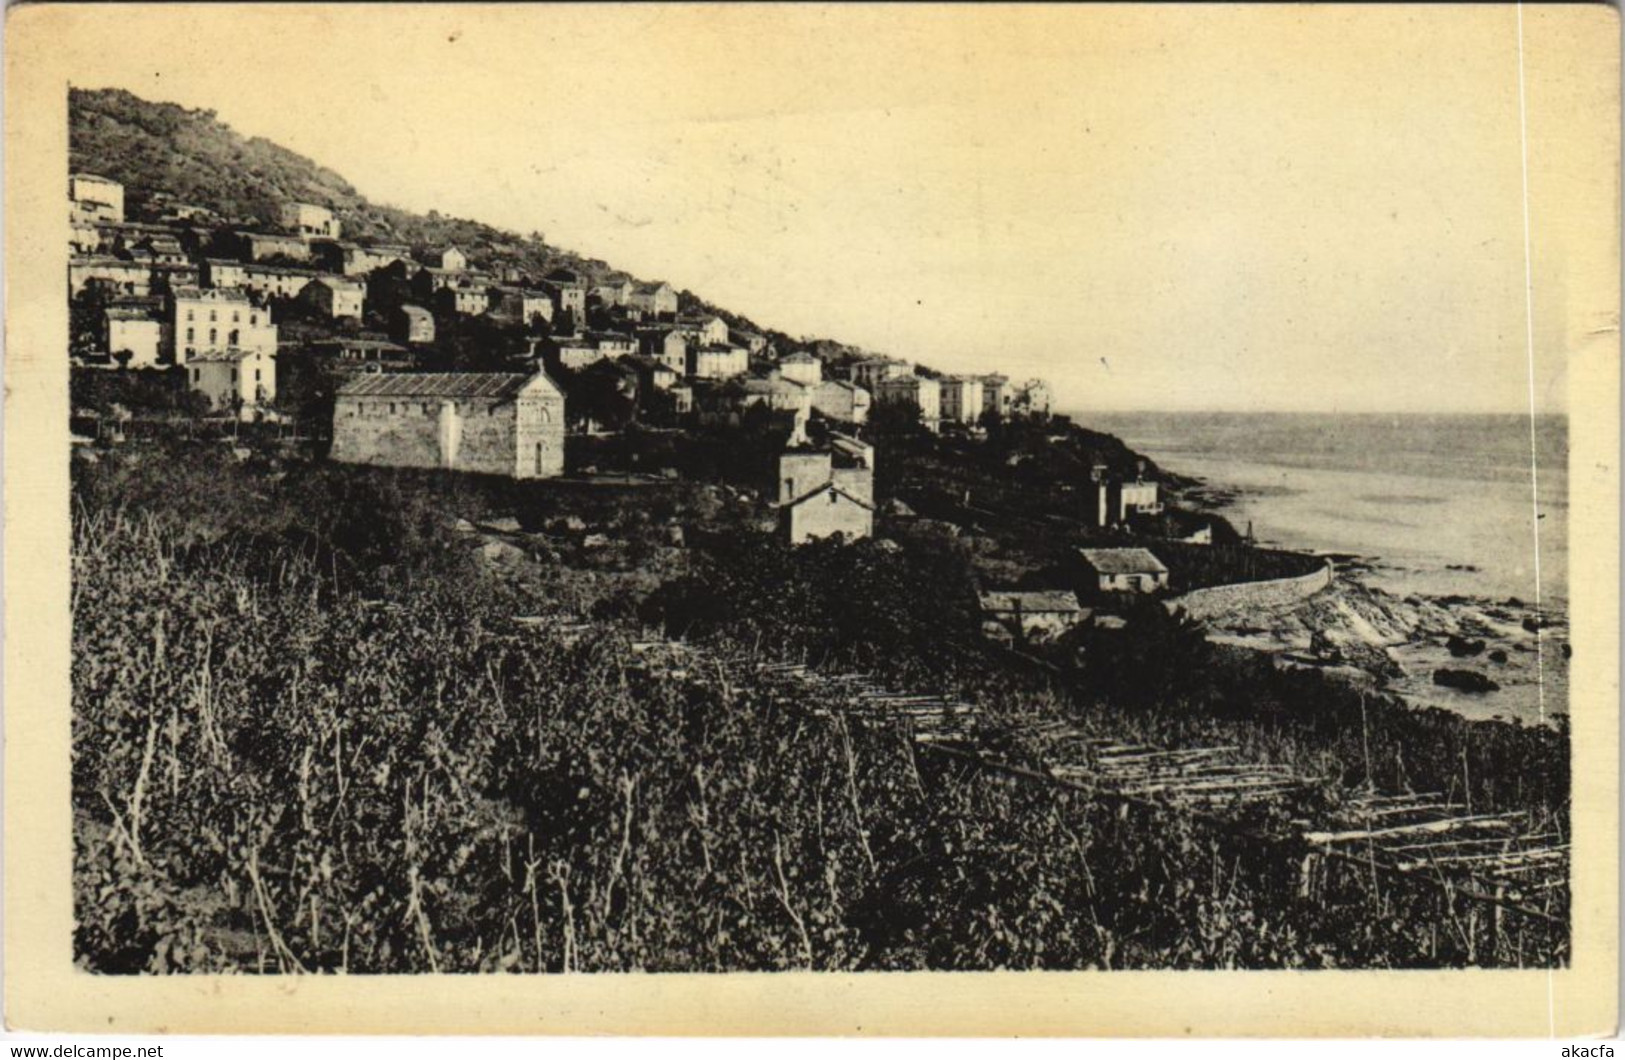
[58,85,1575,979]
[66,170,1230,640]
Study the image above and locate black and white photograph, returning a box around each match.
[4,0,1618,1038]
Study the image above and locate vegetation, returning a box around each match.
[72,443,1568,973]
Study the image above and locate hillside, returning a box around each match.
[70,87,785,341]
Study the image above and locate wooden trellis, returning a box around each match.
[535,619,1569,926]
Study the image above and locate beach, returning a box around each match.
[1083,411,1569,724]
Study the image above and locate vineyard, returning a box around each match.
[71,444,1570,972]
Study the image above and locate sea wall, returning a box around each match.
[1165,561,1334,622]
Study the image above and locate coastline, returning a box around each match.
[1166,473,1569,726]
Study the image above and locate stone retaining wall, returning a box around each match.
[1165,561,1334,622]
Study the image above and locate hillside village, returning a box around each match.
[67,88,1225,631]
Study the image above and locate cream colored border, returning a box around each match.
[5,3,1617,1036]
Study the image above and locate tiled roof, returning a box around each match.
[336,372,533,399]
[395,304,433,320]
[1078,547,1168,575]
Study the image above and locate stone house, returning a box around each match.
[103,306,163,368]
[981,374,1012,419]
[850,357,910,390]
[390,304,436,345]
[238,230,313,262]
[592,277,635,307]
[204,259,322,302]
[550,335,606,371]
[978,591,1089,645]
[297,276,366,320]
[1078,548,1170,593]
[874,373,941,429]
[70,174,124,223]
[777,445,875,545]
[590,331,638,360]
[329,370,566,479]
[485,286,555,329]
[186,348,277,415]
[425,246,468,272]
[810,379,871,424]
[939,376,985,425]
[434,284,493,317]
[778,351,822,387]
[279,202,340,239]
[627,281,678,318]
[689,343,749,380]
[169,287,277,364]
[70,255,160,297]
[731,328,768,354]
[1011,379,1052,416]
[637,328,688,375]
[323,242,409,276]
[684,315,729,347]
[541,270,588,324]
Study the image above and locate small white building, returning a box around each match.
[1078,548,1170,593]
[778,351,822,387]
[103,307,163,368]
[187,348,277,416]
[689,344,749,380]
[298,276,366,320]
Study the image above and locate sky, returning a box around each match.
[34,4,1619,412]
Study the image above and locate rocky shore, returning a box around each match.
[1196,560,1569,725]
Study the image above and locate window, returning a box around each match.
[229,330,239,345]
[388,403,396,415]
[186,327,194,342]
[233,312,240,323]
[828,491,837,505]
[254,369,261,382]
[209,310,217,322]
[186,309,195,321]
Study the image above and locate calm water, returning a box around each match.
[1078,411,1570,723]
[1079,411,1568,607]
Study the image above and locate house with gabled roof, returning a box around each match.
[1078,547,1170,593]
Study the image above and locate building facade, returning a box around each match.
[627,281,678,317]
[809,380,871,424]
[874,373,941,428]
[390,304,436,345]
[1078,548,1170,593]
[939,376,985,425]
[169,287,278,364]
[103,307,163,368]
[776,447,875,545]
[298,276,366,320]
[689,344,749,380]
[778,351,822,387]
[187,348,277,415]
[329,370,567,479]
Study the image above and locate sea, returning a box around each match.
[1078,411,1569,723]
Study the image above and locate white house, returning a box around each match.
[187,348,277,416]
[1078,548,1170,593]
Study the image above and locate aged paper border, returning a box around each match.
[5,2,1618,1037]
